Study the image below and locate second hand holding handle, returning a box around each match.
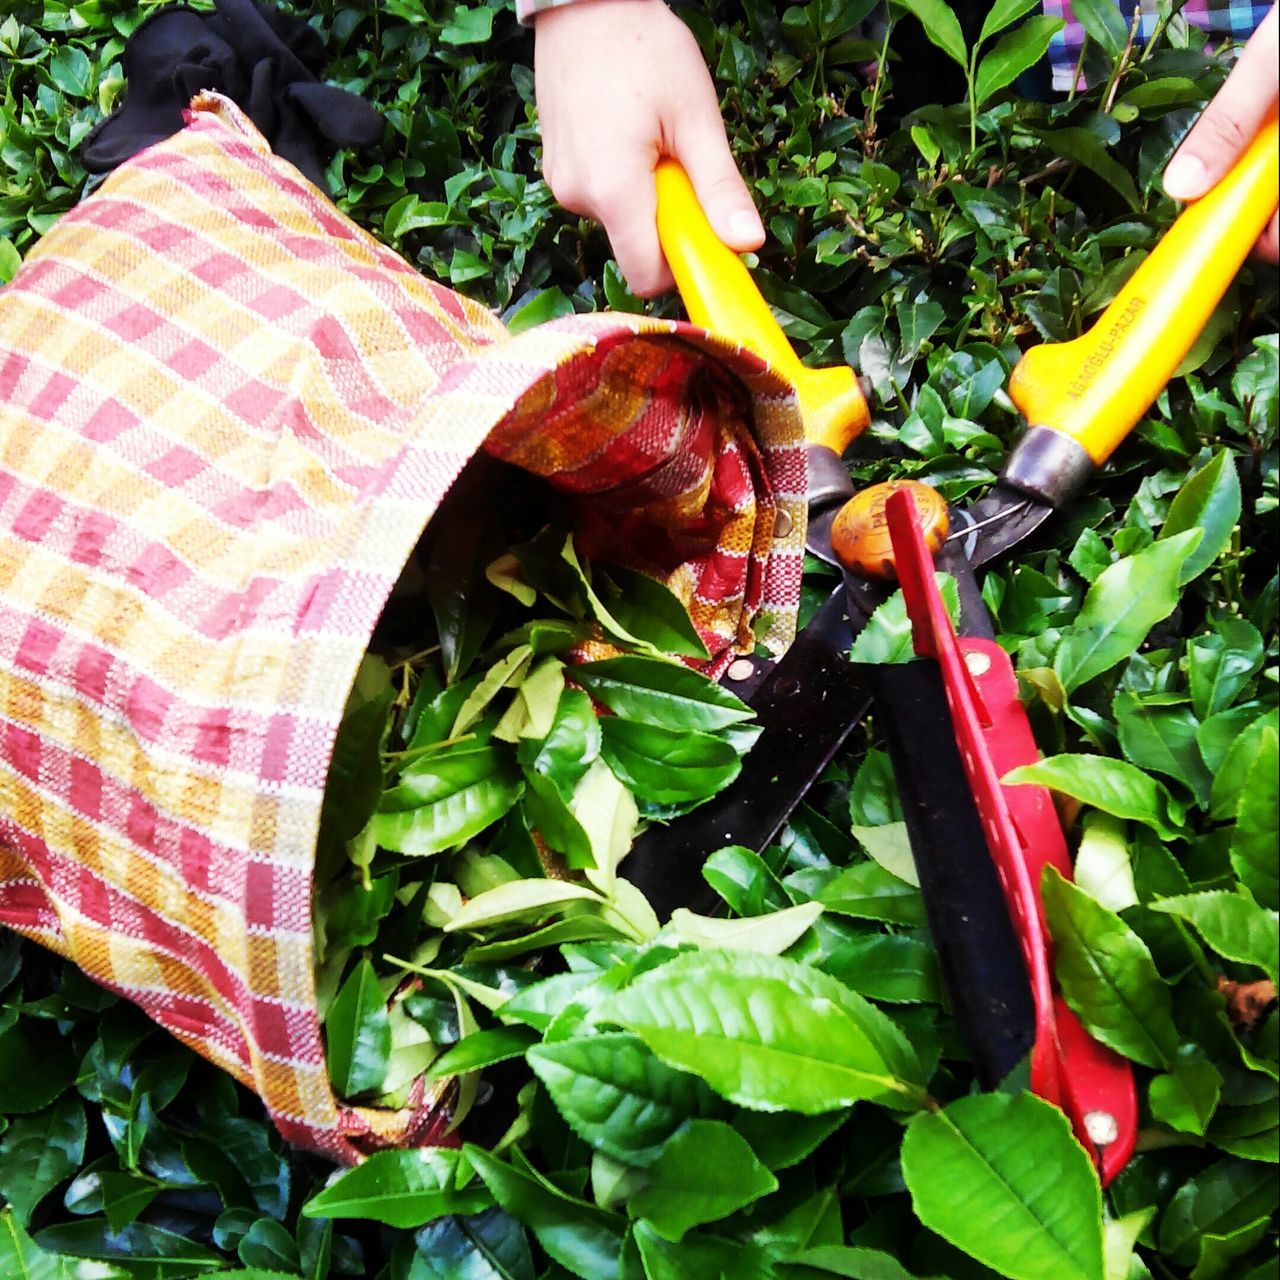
[1005,115,1279,506]
[654,159,870,455]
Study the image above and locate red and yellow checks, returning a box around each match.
[0,94,807,1160]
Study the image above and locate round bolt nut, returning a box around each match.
[1083,1110,1119,1147]
[726,658,756,683]
[830,480,949,580]
[964,649,992,677]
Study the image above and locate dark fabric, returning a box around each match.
[81,0,383,190]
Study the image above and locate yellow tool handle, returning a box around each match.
[1009,116,1279,471]
[654,159,870,454]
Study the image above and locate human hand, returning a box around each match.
[1163,2,1278,261]
[533,0,764,296]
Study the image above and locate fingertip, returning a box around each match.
[725,208,766,250]
[1163,152,1209,201]
[614,248,673,299]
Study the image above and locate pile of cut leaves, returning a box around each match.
[311,462,758,1114]
[2,2,1278,1280]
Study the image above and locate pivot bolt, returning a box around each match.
[830,480,949,580]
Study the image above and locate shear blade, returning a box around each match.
[622,590,871,921]
[952,486,1054,569]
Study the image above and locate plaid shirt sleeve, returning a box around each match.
[515,0,648,25]
[1044,1,1272,88]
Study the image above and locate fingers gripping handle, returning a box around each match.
[654,159,870,454]
[1005,116,1279,505]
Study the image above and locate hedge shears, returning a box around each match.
[623,116,1279,1185]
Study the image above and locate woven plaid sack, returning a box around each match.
[0,95,808,1160]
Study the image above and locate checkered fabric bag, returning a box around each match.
[0,95,807,1160]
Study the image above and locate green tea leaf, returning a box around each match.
[850,577,959,665]
[1149,1059,1222,1137]
[1102,1209,1155,1280]
[630,1119,777,1240]
[451,645,534,737]
[594,566,709,659]
[440,6,495,45]
[599,719,742,805]
[1159,451,1242,586]
[1210,708,1279,821]
[1053,531,1201,692]
[979,0,1041,42]
[31,1220,226,1274]
[975,17,1063,106]
[528,1032,724,1165]
[0,1095,86,1226]
[1187,1218,1272,1280]
[443,879,604,934]
[302,1149,492,1228]
[375,747,524,856]
[1230,729,1279,910]
[732,1109,848,1173]
[320,656,393,844]
[1157,1159,1278,1266]
[97,1173,160,1236]
[1069,0,1129,53]
[662,901,822,955]
[702,846,792,916]
[571,656,753,733]
[492,657,564,743]
[428,1025,540,1078]
[594,950,925,1113]
[786,1244,946,1279]
[632,1219,775,1280]
[0,1022,76,1113]
[1073,812,1138,912]
[1151,892,1279,984]
[325,957,391,1098]
[1042,866,1179,1068]
[891,0,968,65]
[850,821,919,887]
[790,861,928,926]
[0,240,22,286]
[818,932,943,1005]
[1,1208,127,1279]
[48,46,91,96]
[235,1219,298,1274]
[505,287,575,334]
[465,1146,624,1280]
[521,770,593,870]
[410,1207,535,1280]
[1113,693,1212,804]
[518,687,601,795]
[1206,1099,1280,1163]
[1188,617,1264,721]
[895,296,946,360]
[1004,755,1185,840]
[1033,126,1140,208]
[572,758,639,890]
[901,1092,1104,1280]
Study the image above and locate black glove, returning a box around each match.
[81,0,383,192]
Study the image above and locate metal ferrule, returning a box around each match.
[1000,425,1095,508]
[806,443,856,506]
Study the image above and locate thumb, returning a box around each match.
[672,110,764,251]
[1163,4,1277,200]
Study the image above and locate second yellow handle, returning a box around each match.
[654,160,870,454]
[1009,116,1279,467]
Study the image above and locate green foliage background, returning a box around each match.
[0,2,1277,1279]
